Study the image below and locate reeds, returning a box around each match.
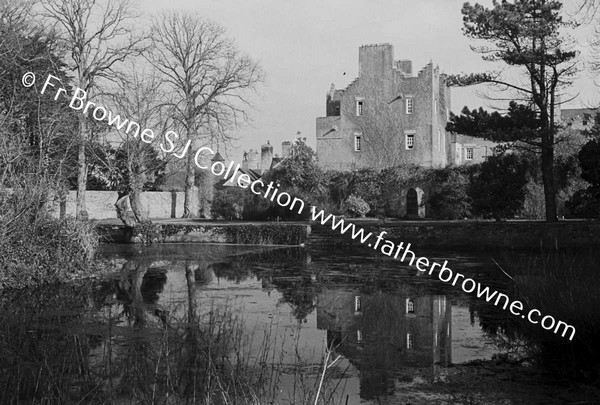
[0,283,351,404]
[499,248,600,380]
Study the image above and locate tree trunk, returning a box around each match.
[115,191,138,227]
[198,170,213,219]
[183,151,197,218]
[75,116,88,220]
[185,261,197,324]
[129,188,145,224]
[541,138,558,222]
[129,170,148,224]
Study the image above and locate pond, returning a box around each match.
[0,243,594,404]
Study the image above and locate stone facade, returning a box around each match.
[560,108,599,131]
[316,44,492,171]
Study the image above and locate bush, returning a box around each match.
[469,154,529,220]
[349,168,382,210]
[0,180,99,290]
[342,195,370,217]
[212,188,245,220]
[0,217,99,290]
[565,136,600,219]
[427,168,472,219]
[566,187,600,218]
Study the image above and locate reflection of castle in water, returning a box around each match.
[98,245,454,401]
[317,287,451,399]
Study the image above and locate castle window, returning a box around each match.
[406,298,415,314]
[357,330,363,342]
[356,100,363,116]
[406,98,413,114]
[354,135,361,151]
[407,333,414,349]
[405,133,414,150]
[466,147,474,160]
[354,296,362,312]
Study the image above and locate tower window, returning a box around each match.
[354,135,361,151]
[405,134,415,150]
[354,296,362,312]
[407,333,414,349]
[356,100,363,116]
[406,98,413,114]
[466,147,474,160]
[406,298,415,314]
[357,330,363,342]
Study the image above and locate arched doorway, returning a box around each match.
[406,187,425,219]
[406,188,418,218]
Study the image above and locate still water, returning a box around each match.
[0,243,523,404]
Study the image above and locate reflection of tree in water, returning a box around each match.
[101,258,169,328]
[276,276,319,322]
[469,296,519,339]
[211,260,252,283]
[0,282,107,403]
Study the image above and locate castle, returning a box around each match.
[316,44,495,171]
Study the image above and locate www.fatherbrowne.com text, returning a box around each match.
[25,71,576,341]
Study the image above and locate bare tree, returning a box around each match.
[89,65,172,226]
[42,0,147,220]
[148,10,262,218]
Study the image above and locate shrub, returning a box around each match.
[469,154,529,220]
[0,180,99,290]
[212,188,245,220]
[342,195,370,217]
[0,217,99,289]
[520,181,546,219]
[427,168,472,219]
[565,136,600,219]
[566,187,600,218]
[349,168,382,210]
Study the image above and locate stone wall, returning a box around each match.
[51,190,185,219]
[310,220,600,249]
[98,222,309,245]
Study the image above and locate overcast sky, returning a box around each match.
[143,0,598,159]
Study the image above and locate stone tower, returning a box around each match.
[261,141,273,173]
[282,141,292,157]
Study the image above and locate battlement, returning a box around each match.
[359,43,393,49]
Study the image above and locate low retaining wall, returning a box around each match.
[97,219,600,249]
[310,220,600,249]
[98,222,310,246]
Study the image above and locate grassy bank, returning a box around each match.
[0,181,101,290]
[480,248,600,382]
